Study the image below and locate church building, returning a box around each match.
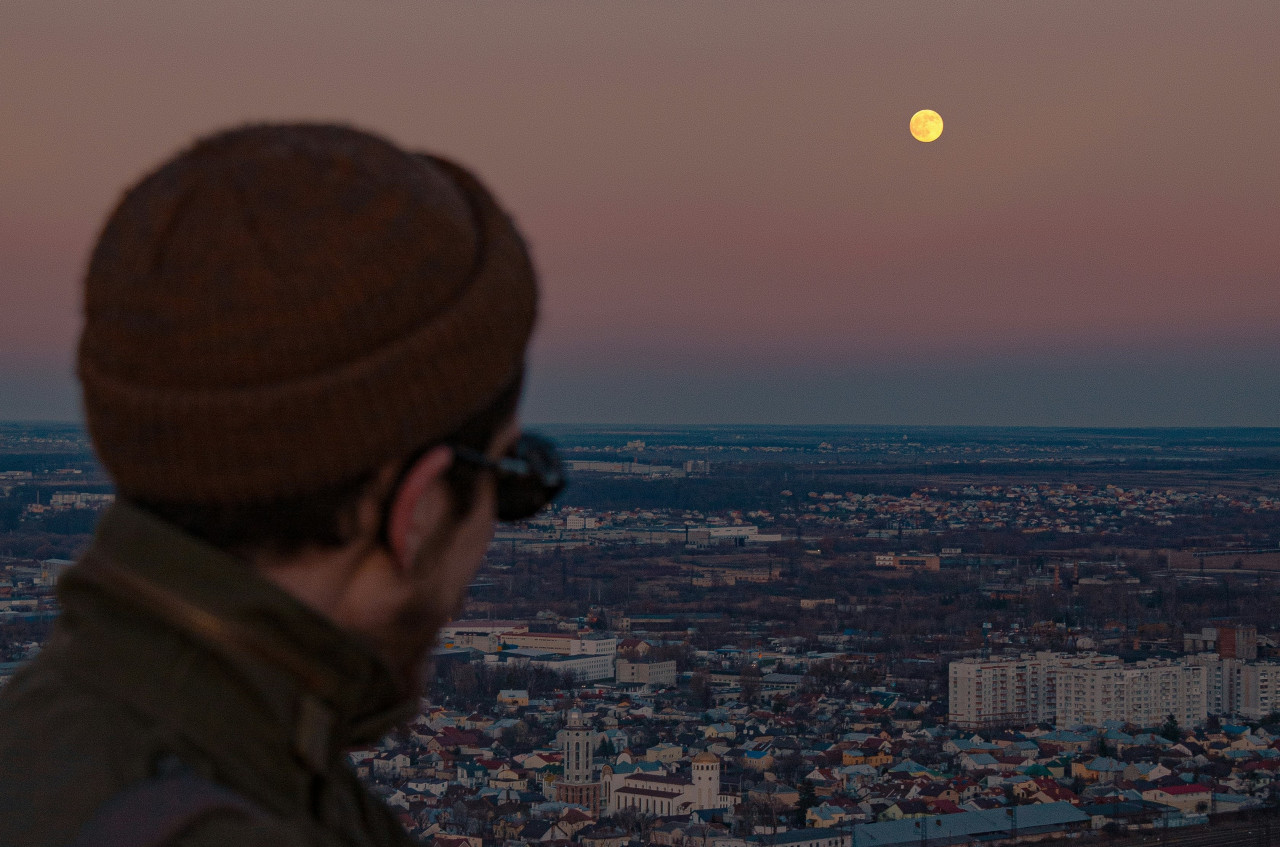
[605,751,736,817]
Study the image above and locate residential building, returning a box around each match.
[949,652,1118,729]
[1184,625,1258,660]
[874,553,941,572]
[616,659,677,688]
[950,652,1214,729]
[1056,659,1205,729]
[1235,662,1280,720]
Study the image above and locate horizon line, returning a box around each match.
[3,418,1279,434]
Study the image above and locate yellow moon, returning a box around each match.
[910,109,943,142]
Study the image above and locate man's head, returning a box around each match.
[77,124,544,680]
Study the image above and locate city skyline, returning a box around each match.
[2,2,1278,425]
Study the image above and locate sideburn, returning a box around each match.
[384,508,470,689]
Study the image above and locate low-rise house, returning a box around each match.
[878,799,931,821]
[748,782,800,810]
[915,785,960,806]
[1141,782,1212,814]
[497,689,530,708]
[556,807,595,836]
[959,752,999,772]
[1035,730,1094,754]
[1028,777,1079,806]
[372,753,412,778]
[806,802,851,828]
[706,721,737,742]
[1073,756,1125,783]
[431,836,481,847]
[575,824,630,847]
[456,761,486,789]
[1124,761,1173,782]
[490,767,527,792]
[646,742,683,763]
[405,779,450,798]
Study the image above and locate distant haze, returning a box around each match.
[2,2,1277,425]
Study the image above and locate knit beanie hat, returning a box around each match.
[78,124,537,503]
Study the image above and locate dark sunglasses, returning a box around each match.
[451,432,565,522]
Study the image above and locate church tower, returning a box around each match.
[692,750,720,810]
[557,709,602,812]
[563,709,592,785]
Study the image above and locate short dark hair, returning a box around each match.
[137,374,522,557]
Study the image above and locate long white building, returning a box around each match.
[1055,659,1206,729]
[948,652,1119,729]
[952,650,1280,729]
[443,626,619,682]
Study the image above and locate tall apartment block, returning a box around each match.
[1187,653,1280,720]
[949,650,1279,729]
[1055,660,1206,729]
[948,652,1120,729]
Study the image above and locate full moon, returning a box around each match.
[910,109,943,142]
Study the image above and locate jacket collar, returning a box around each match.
[59,501,416,770]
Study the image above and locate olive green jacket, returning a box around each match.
[0,502,422,847]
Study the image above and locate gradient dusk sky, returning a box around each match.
[2,2,1277,426]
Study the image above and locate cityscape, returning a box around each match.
[3,4,1279,844]
[3,422,1279,845]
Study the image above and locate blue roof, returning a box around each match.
[611,760,664,775]
[851,803,1088,846]
[1130,732,1169,746]
[1214,793,1254,804]
[1084,757,1125,772]
[745,830,845,846]
[887,759,925,773]
[1080,801,1151,816]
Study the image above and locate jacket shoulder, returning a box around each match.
[173,813,345,847]
[0,648,162,847]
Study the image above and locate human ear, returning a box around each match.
[385,445,454,570]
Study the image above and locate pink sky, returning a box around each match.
[2,2,1277,424]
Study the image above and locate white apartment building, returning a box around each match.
[1236,662,1280,720]
[949,652,1118,729]
[1056,660,1206,729]
[953,651,1278,729]
[1188,653,1280,720]
[949,652,1214,730]
[1185,653,1241,715]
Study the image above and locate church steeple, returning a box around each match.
[692,750,720,810]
